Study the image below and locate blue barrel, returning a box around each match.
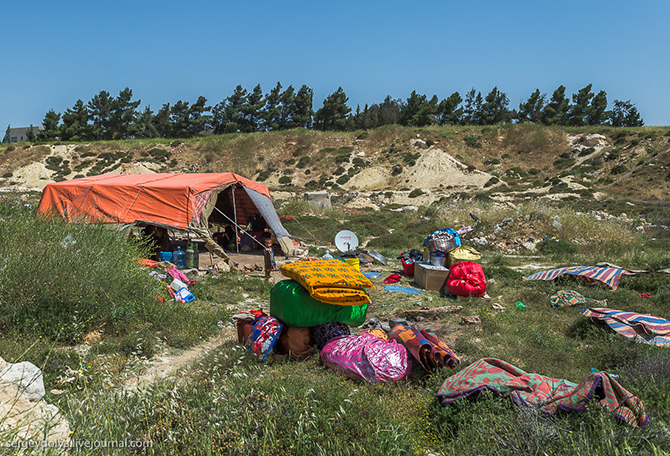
[159,251,172,262]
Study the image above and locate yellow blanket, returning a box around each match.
[280,260,375,306]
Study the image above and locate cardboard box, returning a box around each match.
[414,262,450,291]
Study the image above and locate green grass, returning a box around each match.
[2,194,670,455]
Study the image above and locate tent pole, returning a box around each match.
[232,186,239,254]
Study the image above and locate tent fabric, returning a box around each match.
[36,173,291,244]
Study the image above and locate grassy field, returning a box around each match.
[0,190,669,455]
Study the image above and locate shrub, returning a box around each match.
[553,158,575,169]
[6,146,15,152]
[408,189,424,198]
[333,166,345,176]
[464,135,481,148]
[610,164,628,175]
[2,172,12,178]
[485,158,501,166]
[0,203,162,343]
[536,238,579,256]
[278,176,292,184]
[579,147,596,157]
[296,155,311,169]
[352,157,365,167]
[528,168,540,175]
[484,177,499,187]
[292,146,305,157]
[391,165,403,176]
[425,139,434,147]
[282,168,294,175]
[356,131,369,140]
[336,175,350,185]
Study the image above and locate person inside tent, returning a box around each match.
[142,224,172,261]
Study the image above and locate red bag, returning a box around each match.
[446,261,486,297]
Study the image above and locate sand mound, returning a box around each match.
[401,148,492,189]
[344,167,392,190]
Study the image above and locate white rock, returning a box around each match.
[0,360,45,402]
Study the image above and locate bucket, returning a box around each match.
[430,252,445,267]
[345,258,360,271]
[401,258,415,277]
[159,251,172,262]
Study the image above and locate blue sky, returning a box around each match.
[2,0,669,132]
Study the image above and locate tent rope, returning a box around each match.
[191,191,268,251]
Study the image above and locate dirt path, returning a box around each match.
[124,330,235,391]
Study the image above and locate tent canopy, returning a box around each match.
[37,173,292,248]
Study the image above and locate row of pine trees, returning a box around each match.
[16,83,644,143]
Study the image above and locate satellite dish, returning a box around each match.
[335,230,359,253]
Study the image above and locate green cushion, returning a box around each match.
[270,279,368,327]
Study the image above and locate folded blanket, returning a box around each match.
[388,324,460,371]
[436,358,647,428]
[582,307,670,346]
[280,260,374,305]
[523,266,633,290]
[550,290,608,308]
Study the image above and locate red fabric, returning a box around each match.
[384,273,402,284]
[446,261,487,297]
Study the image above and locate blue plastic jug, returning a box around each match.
[172,246,186,269]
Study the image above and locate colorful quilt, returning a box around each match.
[388,324,460,371]
[582,307,670,346]
[549,290,608,308]
[523,266,634,290]
[436,358,647,428]
[281,260,375,305]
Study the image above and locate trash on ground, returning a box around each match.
[523,266,634,290]
[384,285,422,294]
[388,324,460,371]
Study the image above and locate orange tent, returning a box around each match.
[37,172,293,253]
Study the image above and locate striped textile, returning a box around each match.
[582,308,670,347]
[523,266,634,290]
[549,290,608,308]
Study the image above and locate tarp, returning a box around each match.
[37,172,292,251]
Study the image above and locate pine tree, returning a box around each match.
[60,99,89,141]
[292,85,314,129]
[240,85,264,132]
[38,110,61,141]
[436,92,463,125]
[110,88,140,139]
[610,100,644,127]
[188,96,212,136]
[261,82,282,131]
[314,87,351,131]
[568,84,594,126]
[543,85,570,126]
[88,90,113,140]
[2,125,10,144]
[481,87,510,125]
[586,90,608,125]
[517,89,546,123]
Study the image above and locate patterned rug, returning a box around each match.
[436,358,647,428]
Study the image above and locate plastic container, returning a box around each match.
[158,251,172,262]
[175,287,194,303]
[172,246,186,269]
[322,252,334,260]
[185,243,199,269]
[430,252,445,267]
[401,258,415,277]
[516,301,526,310]
[170,278,188,292]
[345,258,360,271]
